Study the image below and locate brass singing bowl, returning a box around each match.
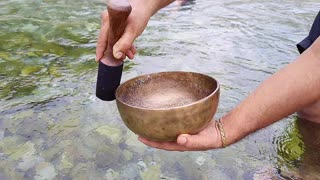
[115,71,220,142]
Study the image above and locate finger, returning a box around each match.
[138,137,189,151]
[113,26,136,59]
[96,25,108,61]
[101,10,109,26]
[126,49,134,60]
[126,45,137,59]
[96,11,109,62]
[176,133,214,150]
[130,45,137,55]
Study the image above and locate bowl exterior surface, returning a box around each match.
[116,88,219,142]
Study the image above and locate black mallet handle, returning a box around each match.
[96,0,132,101]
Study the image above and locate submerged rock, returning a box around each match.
[120,163,140,179]
[123,150,133,161]
[0,138,35,161]
[41,146,62,162]
[125,131,147,154]
[17,156,44,172]
[34,162,57,180]
[16,143,44,171]
[252,166,279,180]
[0,131,4,140]
[156,151,207,179]
[48,65,62,78]
[95,125,123,144]
[21,66,42,76]
[137,161,147,171]
[0,52,11,61]
[13,141,36,160]
[59,152,74,170]
[70,162,101,180]
[159,174,178,180]
[104,168,120,180]
[0,140,44,171]
[195,156,206,166]
[140,162,161,180]
[94,145,124,169]
[0,156,24,179]
[12,109,34,120]
[15,117,48,139]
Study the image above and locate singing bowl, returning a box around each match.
[115,71,220,142]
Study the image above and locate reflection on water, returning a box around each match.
[265,118,320,179]
[296,118,320,178]
[1,0,320,179]
[273,119,305,169]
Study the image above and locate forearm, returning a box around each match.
[222,37,320,145]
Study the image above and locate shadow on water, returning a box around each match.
[296,118,320,178]
[271,117,320,179]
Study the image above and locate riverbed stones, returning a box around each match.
[140,162,161,180]
[94,144,124,169]
[125,131,147,154]
[34,162,57,180]
[0,140,44,171]
[17,156,44,172]
[120,163,140,179]
[95,125,123,144]
[195,156,206,166]
[21,66,42,76]
[13,109,34,120]
[0,137,31,160]
[41,146,61,162]
[58,152,74,170]
[70,162,101,180]
[0,131,4,140]
[104,168,120,180]
[123,150,133,161]
[137,160,147,171]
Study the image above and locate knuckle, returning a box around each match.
[122,42,131,49]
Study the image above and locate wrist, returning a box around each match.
[215,119,227,148]
[220,109,253,146]
[213,121,224,148]
[130,0,155,18]
[132,0,174,17]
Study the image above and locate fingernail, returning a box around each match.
[115,52,123,59]
[179,136,187,145]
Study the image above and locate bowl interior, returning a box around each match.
[116,72,218,109]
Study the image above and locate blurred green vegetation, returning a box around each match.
[275,119,305,168]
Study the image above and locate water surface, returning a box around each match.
[1,0,320,179]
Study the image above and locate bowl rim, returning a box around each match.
[115,71,220,111]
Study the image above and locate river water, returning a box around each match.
[0,0,320,179]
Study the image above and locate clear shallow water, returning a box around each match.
[0,0,320,179]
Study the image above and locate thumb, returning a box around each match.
[177,134,214,150]
[113,28,136,59]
